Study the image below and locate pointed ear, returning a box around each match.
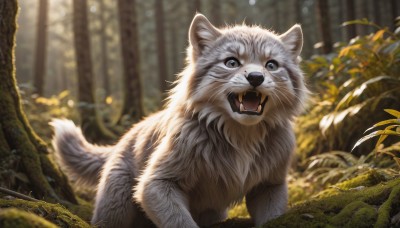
[279,24,303,58]
[189,14,222,58]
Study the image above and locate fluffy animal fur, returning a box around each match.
[51,14,307,228]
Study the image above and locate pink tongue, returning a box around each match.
[242,93,260,111]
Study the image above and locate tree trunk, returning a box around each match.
[294,0,302,24]
[338,0,347,41]
[316,0,333,54]
[357,0,369,35]
[271,1,280,30]
[170,20,179,78]
[117,0,144,123]
[210,0,222,26]
[32,0,48,96]
[155,0,168,101]
[390,0,398,30]
[372,0,381,25]
[0,0,77,203]
[99,0,110,97]
[343,0,357,40]
[73,0,115,143]
[188,0,201,17]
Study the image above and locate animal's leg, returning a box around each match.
[91,155,136,227]
[246,182,288,226]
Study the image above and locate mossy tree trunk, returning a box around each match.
[0,0,77,203]
[117,0,144,123]
[72,0,116,143]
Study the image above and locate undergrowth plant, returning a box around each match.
[21,87,79,143]
[297,20,400,159]
[353,109,400,167]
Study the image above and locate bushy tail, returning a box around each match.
[50,119,112,187]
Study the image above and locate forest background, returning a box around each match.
[1,0,400,227]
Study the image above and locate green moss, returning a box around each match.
[211,218,253,228]
[334,170,386,189]
[0,199,90,227]
[0,208,56,228]
[314,170,387,199]
[330,201,376,227]
[66,197,93,222]
[263,178,400,228]
[375,185,400,228]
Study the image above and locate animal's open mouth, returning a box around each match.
[228,91,268,115]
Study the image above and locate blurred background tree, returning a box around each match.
[32,0,48,96]
[117,0,144,124]
[72,0,116,143]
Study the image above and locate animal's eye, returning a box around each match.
[265,60,279,71]
[224,57,240,68]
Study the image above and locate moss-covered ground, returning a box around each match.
[213,170,400,228]
[0,208,56,228]
[264,172,400,228]
[0,198,90,227]
[1,170,399,227]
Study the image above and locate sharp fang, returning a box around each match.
[257,105,262,113]
[261,94,267,103]
[240,103,245,112]
[238,93,243,102]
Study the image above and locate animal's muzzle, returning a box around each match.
[246,72,264,87]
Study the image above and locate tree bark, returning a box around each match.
[316,0,333,54]
[0,0,77,203]
[99,0,110,97]
[210,0,222,26]
[32,0,48,96]
[73,0,115,143]
[117,0,144,123]
[372,0,381,25]
[342,0,357,40]
[188,0,201,17]
[294,0,302,24]
[390,0,398,30]
[357,0,369,35]
[271,1,280,30]
[155,0,168,101]
[170,20,179,78]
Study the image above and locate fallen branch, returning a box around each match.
[0,187,39,202]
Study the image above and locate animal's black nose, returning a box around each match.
[246,72,264,87]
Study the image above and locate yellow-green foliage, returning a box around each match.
[298,25,400,158]
[22,90,79,144]
[354,109,400,167]
[0,208,56,228]
[0,199,90,227]
[228,200,249,219]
